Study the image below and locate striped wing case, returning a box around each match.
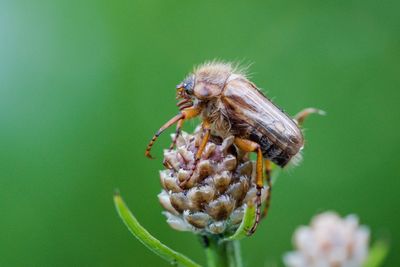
[221,77,304,166]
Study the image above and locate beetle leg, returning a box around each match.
[233,137,264,236]
[261,159,272,219]
[163,119,185,170]
[179,119,211,188]
[145,106,201,159]
[145,114,183,159]
[294,107,326,126]
[168,119,184,151]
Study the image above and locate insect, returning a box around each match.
[145,62,322,235]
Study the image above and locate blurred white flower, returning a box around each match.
[284,212,370,267]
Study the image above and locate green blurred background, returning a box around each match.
[1,0,399,266]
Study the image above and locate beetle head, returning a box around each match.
[176,75,195,100]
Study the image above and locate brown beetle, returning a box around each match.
[145,62,322,234]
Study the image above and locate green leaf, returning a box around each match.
[363,241,389,267]
[114,193,201,267]
[222,202,256,242]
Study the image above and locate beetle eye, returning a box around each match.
[183,76,194,94]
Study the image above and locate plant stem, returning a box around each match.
[204,236,243,267]
[227,240,243,267]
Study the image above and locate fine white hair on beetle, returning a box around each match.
[287,151,303,169]
[193,60,250,79]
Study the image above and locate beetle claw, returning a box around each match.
[145,151,155,159]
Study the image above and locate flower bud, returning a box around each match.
[158,130,267,235]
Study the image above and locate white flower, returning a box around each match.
[284,212,370,267]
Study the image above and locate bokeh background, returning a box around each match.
[1,0,399,266]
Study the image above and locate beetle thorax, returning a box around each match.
[202,99,232,138]
[192,62,233,100]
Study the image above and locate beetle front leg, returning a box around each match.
[179,119,211,188]
[163,119,185,170]
[233,137,264,236]
[145,106,201,159]
[168,119,184,151]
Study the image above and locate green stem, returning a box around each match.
[227,241,243,267]
[204,237,242,267]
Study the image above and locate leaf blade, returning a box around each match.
[363,241,389,267]
[222,202,256,242]
[114,193,201,267]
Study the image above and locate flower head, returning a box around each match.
[158,129,267,235]
[284,212,370,267]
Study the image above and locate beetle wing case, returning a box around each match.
[221,75,304,166]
